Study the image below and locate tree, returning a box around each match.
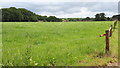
[95,14,100,21]
[37,16,48,22]
[2,7,38,22]
[18,8,38,22]
[85,17,91,21]
[106,17,111,21]
[100,13,106,21]
[95,13,106,21]
[2,7,23,22]
[2,7,61,22]
[112,14,120,21]
[47,16,62,22]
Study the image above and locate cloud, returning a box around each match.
[119,1,120,13]
[0,2,118,18]
[0,0,119,2]
[89,2,118,13]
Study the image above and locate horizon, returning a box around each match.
[1,6,117,18]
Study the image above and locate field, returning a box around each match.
[2,21,118,66]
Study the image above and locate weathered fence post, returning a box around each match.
[109,25,112,37]
[105,30,109,53]
[114,21,117,29]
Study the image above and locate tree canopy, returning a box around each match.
[2,7,62,22]
[95,13,106,21]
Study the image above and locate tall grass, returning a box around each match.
[2,21,118,66]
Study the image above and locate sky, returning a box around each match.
[0,0,119,18]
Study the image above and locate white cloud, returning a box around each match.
[43,6,61,11]
[80,7,88,12]
[57,12,113,18]
[56,10,118,18]
[0,0,119,2]
[39,6,118,18]
[57,7,94,18]
[105,12,118,17]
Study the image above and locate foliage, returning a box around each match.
[95,13,106,21]
[46,16,62,22]
[62,13,113,22]
[2,7,62,22]
[112,14,120,21]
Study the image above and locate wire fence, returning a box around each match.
[99,21,118,53]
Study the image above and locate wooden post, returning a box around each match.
[114,21,117,29]
[109,25,112,37]
[105,30,109,53]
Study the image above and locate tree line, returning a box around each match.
[62,13,114,22]
[2,7,62,22]
[112,14,120,21]
[1,7,119,22]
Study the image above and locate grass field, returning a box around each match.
[2,21,118,66]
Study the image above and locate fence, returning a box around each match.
[99,21,117,53]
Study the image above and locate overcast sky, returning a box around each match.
[0,0,119,18]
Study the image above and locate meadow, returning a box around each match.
[2,21,118,66]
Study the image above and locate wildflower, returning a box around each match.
[35,63,38,65]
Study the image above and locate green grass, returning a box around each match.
[2,21,118,66]
[0,22,2,67]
